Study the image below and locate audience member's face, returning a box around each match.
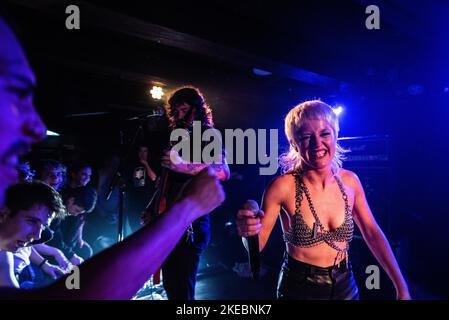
[0,19,46,205]
[0,204,54,252]
[72,167,92,187]
[41,168,64,191]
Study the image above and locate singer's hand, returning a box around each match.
[236,209,264,237]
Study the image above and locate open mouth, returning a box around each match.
[311,149,327,160]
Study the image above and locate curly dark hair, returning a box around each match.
[166,86,214,129]
[5,181,67,220]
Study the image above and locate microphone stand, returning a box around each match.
[105,171,123,242]
[105,117,147,243]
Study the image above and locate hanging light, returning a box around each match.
[150,86,164,100]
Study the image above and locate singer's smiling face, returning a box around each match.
[296,119,336,170]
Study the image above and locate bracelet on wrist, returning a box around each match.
[38,258,48,269]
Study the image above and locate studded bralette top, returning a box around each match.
[283,172,354,254]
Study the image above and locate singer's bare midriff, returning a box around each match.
[263,172,356,268]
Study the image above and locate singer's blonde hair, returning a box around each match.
[279,100,347,173]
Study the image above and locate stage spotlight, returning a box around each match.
[150,86,164,100]
[46,130,60,137]
[333,106,344,116]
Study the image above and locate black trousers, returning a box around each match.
[277,252,359,300]
[162,237,203,300]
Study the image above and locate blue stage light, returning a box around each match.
[333,106,344,116]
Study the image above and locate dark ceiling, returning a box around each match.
[4,0,449,141]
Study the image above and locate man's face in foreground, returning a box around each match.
[0,18,46,205]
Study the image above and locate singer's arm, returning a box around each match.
[258,175,287,251]
[239,175,286,252]
[348,171,410,299]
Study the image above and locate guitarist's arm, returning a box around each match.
[161,146,230,181]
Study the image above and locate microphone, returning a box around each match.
[242,199,260,280]
[126,109,165,121]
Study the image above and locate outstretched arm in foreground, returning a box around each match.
[2,167,225,300]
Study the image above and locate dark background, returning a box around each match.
[3,0,449,299]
